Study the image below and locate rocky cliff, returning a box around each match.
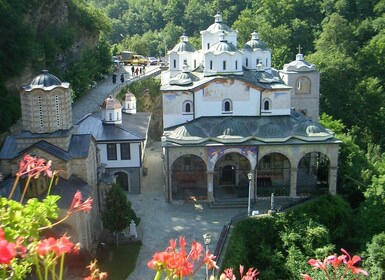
[4,0,99,93]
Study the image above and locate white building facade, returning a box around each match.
[161,13,341,203]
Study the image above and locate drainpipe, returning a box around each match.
[165,144,172,202]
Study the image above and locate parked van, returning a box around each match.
[119,51,148,66]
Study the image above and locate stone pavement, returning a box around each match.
[72,66,160,124]
[125,141,301,280]
[69,66,302,279]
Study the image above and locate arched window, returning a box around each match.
[222,99,233,113]
[263,98,271,111]
[246,58,248,67]
[183,100,193,114]
[223,60,227,70]
[295,76,311,94]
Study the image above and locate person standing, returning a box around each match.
[112,73,117,84]
[120,73,124,83]
[131,66,135,76]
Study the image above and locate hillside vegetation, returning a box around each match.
[2,0,385,277]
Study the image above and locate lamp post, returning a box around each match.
[247,172,253,216]
[203,233,212,280]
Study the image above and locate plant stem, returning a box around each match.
[34,254,44,280]
[8,175,20,200]
[19,176,32,203]
[59,253,65,280]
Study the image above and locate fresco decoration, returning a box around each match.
[207,146,258,169]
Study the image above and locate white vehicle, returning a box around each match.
[147,57,159,65]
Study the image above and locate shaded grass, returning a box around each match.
[99,243,141,280]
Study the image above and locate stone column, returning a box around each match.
[328,166,338,195]
[207,170,215,202]
[290,168,298,197]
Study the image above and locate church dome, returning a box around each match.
[101,95,122,110]
[209,32,238,52]
[123,92,136,101]
[171,34,196,52]
[29,70,63,87]
[206,13,232,33]
[170,72,193,86]
[244,31,269,51]
[293,121,328,136]
[283,53,317,72]
[169,123,206,139]
[257,122,290,138]
[212,118,250,137]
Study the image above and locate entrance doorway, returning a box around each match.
[221,165,235,185]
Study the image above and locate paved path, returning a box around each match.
[70,66,300,279]
[125,141,296,280]
[72,66,160,124]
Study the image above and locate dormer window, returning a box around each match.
[222,99,233,113]
[207,43,210,49]
[173,59,176,68]
[246,58,248,67]
[183,100,193,114]
[210,60,213,70]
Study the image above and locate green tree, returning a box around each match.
[184,0,214,36]
[363,232,385,279]
[314,13,357,55]
[101,183,139,246]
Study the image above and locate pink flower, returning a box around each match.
[148,236,217,278]
[67,190,93,215]
[17,154,53,178]
[0,228,16,265]
[339,248,368,276]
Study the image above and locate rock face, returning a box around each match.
[5,0,99,93]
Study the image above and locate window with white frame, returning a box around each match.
[263,98,272,110]
[120,143,131,160]
[107,143,117,160]
[222,99,233,113]
[183,100,193,114]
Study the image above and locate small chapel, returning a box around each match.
[160,13,341,203]
[0,70,102,250]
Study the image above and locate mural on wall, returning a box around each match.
[203,80,250,101]
[207,146,258,170]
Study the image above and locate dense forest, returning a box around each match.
[2,0,385,278]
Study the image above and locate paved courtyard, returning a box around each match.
[125,141,297,280]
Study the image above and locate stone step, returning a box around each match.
[208,199,253,209]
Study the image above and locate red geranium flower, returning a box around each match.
[0,228,16,265]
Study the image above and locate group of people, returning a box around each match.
[112,65,146,84]
[131,65,145,76]
[112,73,125,84]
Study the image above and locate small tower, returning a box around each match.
[122,91,137,114]
[280,47,320,121]
[101,95,122,124]
[20,70,72,133]
[243,31,272,72]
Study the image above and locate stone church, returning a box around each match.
[161,13,341,203]
[0,70,101,250]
